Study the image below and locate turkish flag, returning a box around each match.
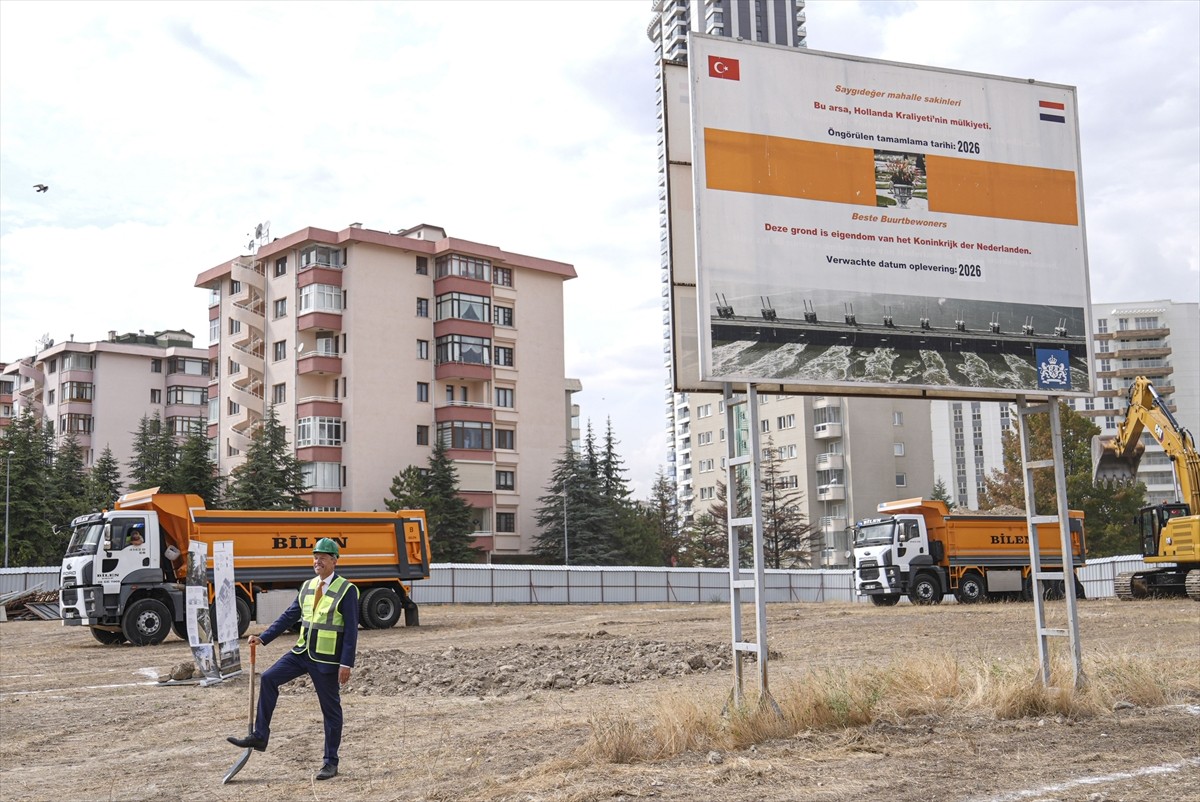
[708,55,740,81]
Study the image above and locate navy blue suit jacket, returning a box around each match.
[259,574,359,673]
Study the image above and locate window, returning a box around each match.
[230,279,242,295]
[496,470,515,491]
[417,382,429,402]
[494,306,514,327]
[302,462,342,491]
[274,257,287,277]
[436,292,490,323]
[62,381,94,401]
[209,318,219,343]
[894,442,905,456]
[62,353,94,371]
[436,334,491,365]
[47,389,56,404]
[416,256,428,275]
[150,389,162,404]
[228,399,240,414]
[896,473,908,487]
[437,420,493,450]
[778,444,797,459]
[493,266,512,287]
[893,411,904,426]
[416,425,429,446]
[228,358,240,375]
[699,458,714,472]
[166,386,207,405]
[416,298,429,317]
[273,299,287,319]
[494,346,514,367]
[273,340,287,361]
[150,359,162,374]
[436,254,491,281]
[228,318,241,335]
[760,420,770,433]
[699,486,714,500]
[496,512,515,533]
[697,431,712,446]
[61,413,94,433]
[272,383,286,404]
[300,245,344,269]
[417,340,429,360]
[48,359,57,373]
[167,416,205,436]
[169,357,210,376]
[297,417,344,447]
[495,387,514,408]
[698,404,712,418]
[299,284,343,313]
[496,429,515,450]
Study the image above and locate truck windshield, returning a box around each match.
[65,521,107,557]
[854,521,895,547]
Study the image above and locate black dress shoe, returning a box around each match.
[316,763,338,780]
[227,734,267,751]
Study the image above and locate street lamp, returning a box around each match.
[4,450,13,569]
[562,477,569,566]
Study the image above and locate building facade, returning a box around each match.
[195,223,577,560]
[0,330,209,469]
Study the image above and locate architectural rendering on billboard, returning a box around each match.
[687,36,1093,398]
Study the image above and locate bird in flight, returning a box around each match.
[34,184,49,193]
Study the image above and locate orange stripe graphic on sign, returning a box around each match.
[925,155,1078,226]
[704,128,1079,227]
[704,128,876,206]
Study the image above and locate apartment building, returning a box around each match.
[195,223,577,560]
[1082,300,1199,505]
[0,330,209,469]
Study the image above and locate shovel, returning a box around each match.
[222,640,256,784]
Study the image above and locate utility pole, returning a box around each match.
[4,450,13,568]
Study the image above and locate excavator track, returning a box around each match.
[1186,570,1200,602]
[1114,571,1136,600]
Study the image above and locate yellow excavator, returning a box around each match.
[1092,376,1200,600]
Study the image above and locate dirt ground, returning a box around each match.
[1,598,1198,802]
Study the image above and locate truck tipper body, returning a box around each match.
[59,489,430,645]
[852,498,1085,606]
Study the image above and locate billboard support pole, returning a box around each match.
[1016,395,1085,689]
[722,382,780,715]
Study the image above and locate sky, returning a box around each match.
[2,1,1197,498]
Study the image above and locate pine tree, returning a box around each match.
[679,511,728,567]
[533,444,617,564]
[85,446,124,510]
[127,413,177,492]
[648,469,682,565]
[931,476,953,507]
[0,411,56,566]
[384,466,427,512]
[224,406,308,510]
[173,431,223,507]
[599,418,631,503]
[49,433,90,550]
[759,438,820,568]
[423,440,481,563]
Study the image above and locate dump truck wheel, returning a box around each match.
[869,594,901,607]
[90,627,127,645]
[171,620,189,640]
[909,573,942,605]
[122,598,172,646]
[361,587,402,629]
[957,572,986,604]
[236,596,252,638]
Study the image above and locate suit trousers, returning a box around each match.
[253,649,344,765]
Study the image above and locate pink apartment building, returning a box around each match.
[195,223,578,560]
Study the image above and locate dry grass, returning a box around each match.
[581,649,1199,764]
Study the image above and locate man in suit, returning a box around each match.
[228,538,359,781]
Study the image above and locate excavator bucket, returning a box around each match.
[1092,434,1144,483]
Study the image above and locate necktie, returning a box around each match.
[314,580,324,608]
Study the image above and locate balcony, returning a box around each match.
[815,452,844,471]
[1115,365,1173,379]
[813,396,839,410]
[298,353,342,376]
[435,360,491,382]
[813,422,843,440]
[1111,346,1170,360]
[1109,326,1170,340]
[817,483,846,502]
[820,516,848,534]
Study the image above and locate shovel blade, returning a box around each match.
[222,748,253,784]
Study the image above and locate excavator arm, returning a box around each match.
[1093,376,1200,514]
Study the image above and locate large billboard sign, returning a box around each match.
[683,36,1093,399]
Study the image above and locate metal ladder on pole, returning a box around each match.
[721,383,777,711]
[1016,395,1085,689]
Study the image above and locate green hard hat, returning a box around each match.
[313,538,340,558]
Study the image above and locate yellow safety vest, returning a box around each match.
[294,575,350,664]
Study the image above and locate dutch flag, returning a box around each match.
[1039,100,1066,124]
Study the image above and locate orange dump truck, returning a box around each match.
[851,498,1086,606]
[59,489,430,645]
